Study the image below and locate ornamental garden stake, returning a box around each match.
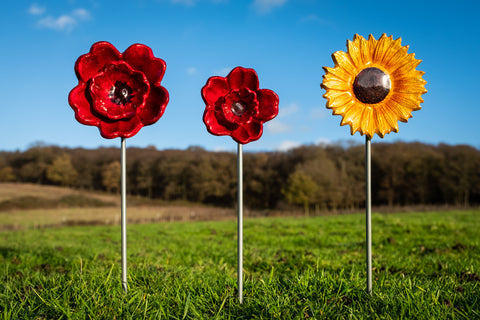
[321,34,427,295]
[69,41,169,293]
[202,67,279,303]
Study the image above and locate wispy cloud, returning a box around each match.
[29,4,91,32]
[171,0,196,6]
[266,102,298,134]
[251,0,288,14]
[170,0,227,6]
[214,67,232,77]
[309,106,328,120]
[266,121,290,134]
[315,137,331,146]
[278,102,299,118]
[277,140,301,151]
[187,67,197,75]
[72,8,91,20]
[28,3,45,15]
[300,14,336,29]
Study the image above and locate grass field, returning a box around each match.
[1,209,479,319]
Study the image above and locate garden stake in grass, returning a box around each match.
[202,66,279,303]
[69,41,169,293]
[121,137,127,292]
[237,143,243,303]
[321,34,427,295]
[365,135,372,294]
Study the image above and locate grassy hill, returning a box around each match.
[0,182,119,207]
[0,183,238,230]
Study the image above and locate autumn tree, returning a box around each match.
[102,161,121,193]
[0,166,15,182]
[283,170,318,216]
[46,153,78,186]
[130,159,154,198]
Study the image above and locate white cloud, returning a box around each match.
[38,15,77,31]
[315,137,331,146]
[278,102,299,118]
[170,0,226,6]
[251,0,287,14]
[214,67,232,77]
[310,107,328,119]
[300,14,327,24]
[171,0,196,6]
[72,8,91,20]
[187,67,197,75]
[266,121,290,134]
[28,3,45,15]
[277,140,301,151]
[31,5,91,32]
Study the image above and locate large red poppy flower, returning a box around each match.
[69,41,169,139]
[202,67,279,144]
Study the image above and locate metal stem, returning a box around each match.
[121,137,128,293]
[365,136,372,295]
[237,143,243,304]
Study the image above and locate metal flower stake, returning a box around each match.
[201,67,279,303]
[69,41,169,293]
[321,34,427,295]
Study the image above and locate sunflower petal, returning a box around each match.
[384,45,409,71]
[377,104,399,133]
[389,95,415,121]
[395,77,427,93]
[347,35,365,68]
[360,105,375,138]
[332,51,358,77]
[341,103,363,132]
[390,53,422,77]
[322,66,352,83]
[322,74,352,91]
[325,91,354,110]
[378,36,405,69]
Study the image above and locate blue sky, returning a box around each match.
[1,0,479,152]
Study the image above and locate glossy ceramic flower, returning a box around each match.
[202,67,279,144]
[69,41,169,139]
[321,34,427,139]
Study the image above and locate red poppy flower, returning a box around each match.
[202,67,279,144]
[68,41,169,139]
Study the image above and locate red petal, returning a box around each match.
[99,117,143,139]
[138,85,169,125]
[227,67,259,91]
[68,84,101,126]
[75,42,121,83]
[201,77,229,106]
[231,121,263,144]
[123,44,167,85]
[203,108,232,136]
[256,89,279,122]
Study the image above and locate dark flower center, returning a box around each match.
[109,81,134,105]
[231,102,247,116]
[353,67,391,104]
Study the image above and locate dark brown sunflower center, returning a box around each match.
[353,67,391,104]
[109,81,134,105]
[231,102,246,116]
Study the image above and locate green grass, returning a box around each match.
[1,210,479,319]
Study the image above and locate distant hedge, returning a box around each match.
[1,142,479,210]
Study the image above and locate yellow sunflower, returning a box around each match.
[321,34,427,139]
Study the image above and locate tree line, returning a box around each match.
[0,141,479,211]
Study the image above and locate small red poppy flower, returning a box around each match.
[202,67,279,144]
[69,41,169,139]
